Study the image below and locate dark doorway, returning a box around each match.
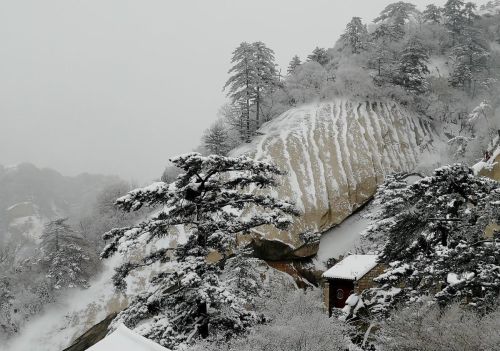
[328,279,354,314]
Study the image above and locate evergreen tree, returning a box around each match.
[449,26,489,95]
[371,23,404,42]
[252,41,278,126]
[102,153,299,349]
[395,37,430,94]
[224,42,257,142]
[287,55,301,75]
[369,24,400,80]
[443,0,466,44]
[423,4,443,23]
[224,42,278,141]
[374,2,418,37]
[340,17,368,54]
[307,47,329,66]
[203,120,230,155]
[464,2,480,25]
[40,218,97,290]
[361,165,500,315]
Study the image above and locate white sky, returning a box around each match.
[0,0,481,183]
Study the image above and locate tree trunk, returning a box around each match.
[256,87,260,130]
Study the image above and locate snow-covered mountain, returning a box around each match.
[233,100,437,258]
[6,101,441,350]
[0,163,122,241]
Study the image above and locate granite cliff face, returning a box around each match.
[479,146,500,181]
[233,100,435,258]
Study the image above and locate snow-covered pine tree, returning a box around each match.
[252,41,278,127]
[39,218,97,290]
[394,37,430,94]
[463,2,480,25]
[101,153,299,349]
[423,4,442,24]
[361,165,500,316]
[224,42,257,142]
[369,24,400,82]
[203,119,230,155]
[341,17,368,54]
[307,47,329,66]
[443,0,466,45]
[449,26,489,95]
[374,1,418,38]
[287,55,301,75]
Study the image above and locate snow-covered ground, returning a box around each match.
[5,230,186,351]
[315,204,372,269]
[88,324,170,351]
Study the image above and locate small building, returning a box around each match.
[322,254,385,316]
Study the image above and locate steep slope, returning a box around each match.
[233,100,435,258]
[0,163,122,238]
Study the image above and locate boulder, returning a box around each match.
[233,100,433,258]
[479,146,500,181]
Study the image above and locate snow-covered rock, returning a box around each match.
[233,100,435,256]
[477,145,500,181]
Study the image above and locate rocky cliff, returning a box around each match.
[233,100,435,258]
[479,146,500,181]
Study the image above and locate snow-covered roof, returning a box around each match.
[322,255,378,281]
[87,324,170,351]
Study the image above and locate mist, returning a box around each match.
[0,0,455,182]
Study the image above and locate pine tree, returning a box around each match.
[374,2,418,37]
[464,2,480,25]
[252,41,278,127]
[340,17,368,54]
[395,37,430,94]
[361,165,500,316]
[443,0,466,44]
[40,218,97,290]
[369,24,400,81]
[224,42,278,141]
[307,47,329,66]
[449,26,489,94]
[224,42,257,142]
[101,153,299,349]
[371,23,404,42]
[423,4,442,23]
[287,55,301,75]
[203,120,230,155]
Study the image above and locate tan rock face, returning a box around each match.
[479,151,500,181]
[233,100,433,254]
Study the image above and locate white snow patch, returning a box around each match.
[88,324,170,351]
[322,254,378,280]
[316,206,372,267]
[447,272,475,286]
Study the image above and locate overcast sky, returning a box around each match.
[0,0,481,183]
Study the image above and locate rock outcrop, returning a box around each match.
[479,146,500,181]
[234,100,434,258]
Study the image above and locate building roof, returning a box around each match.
[87,324,170,351]
[322,254,378,281]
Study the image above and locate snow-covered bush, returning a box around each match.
[285,61,329,105]
[191,287,355,351]
[377,299,500,351]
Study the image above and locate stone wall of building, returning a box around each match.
[354,263,386,294]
